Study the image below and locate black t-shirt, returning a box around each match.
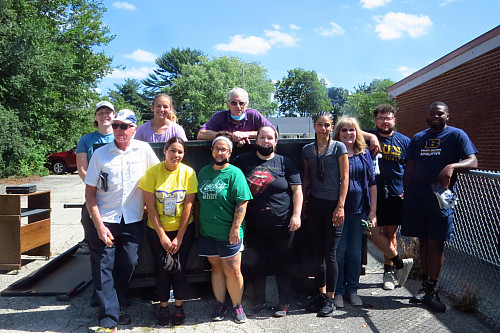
[233,152,301,229]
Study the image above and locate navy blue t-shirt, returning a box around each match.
[368,130,410,196]
[407,126,477,193]
[233,152,301,229]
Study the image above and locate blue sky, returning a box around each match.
[96,0,499,95]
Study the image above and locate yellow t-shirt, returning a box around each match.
[139,162,198,231]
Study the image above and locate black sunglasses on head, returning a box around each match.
[112,123,133,130]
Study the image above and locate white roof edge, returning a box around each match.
[388,30,500,99]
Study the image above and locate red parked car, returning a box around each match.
[45,147,77,174]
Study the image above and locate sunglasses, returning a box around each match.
[112,123,133,130]
[229,100,246,107]
[340,128,356,133]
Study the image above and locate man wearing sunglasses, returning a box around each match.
[197,87,274,145]
[84,109,160,332]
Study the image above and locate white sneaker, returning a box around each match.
[396,258,414,287]
[333,294,344,308]
[383,271,396,290]
[349,293,362,306]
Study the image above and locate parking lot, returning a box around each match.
[0,174,497,333]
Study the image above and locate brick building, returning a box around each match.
[387,25,500,171]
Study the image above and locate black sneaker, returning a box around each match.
[171,305,186,326]
[156,306,169,326]
[306,293,326,313]
[247,302,267,316]
[118,311,131,325]
[211,302,227,321]
[273,304,289,317]
[232,304,247,324]
[424,290,446,312]
[317,297,335,317]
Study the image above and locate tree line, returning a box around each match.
[0,0,395,178]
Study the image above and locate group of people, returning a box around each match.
[76,87,477,333]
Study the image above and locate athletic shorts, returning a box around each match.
[376,195,404,226]
[401,191,455,241]
[197,234,244,258]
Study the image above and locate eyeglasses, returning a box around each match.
[112,123,133,130]
[340,128,356,133]
[229,100,246,107]
[376,116,394,122]
[212,147,230,153]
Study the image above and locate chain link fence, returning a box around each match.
[440,170,500,327]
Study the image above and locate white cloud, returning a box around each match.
[289,24,301,30]
[215,35,271,55]
[360,0,391,9]
[264,30,299,47]
[316,22,345,37]
[318,74,331,87]
[112,2,137,10]
[108,66,153,79]
[272,23,281,30]
[124,49,157,63]
[440,0,457,6]
[398,65,417,77]
[374,12,432,40]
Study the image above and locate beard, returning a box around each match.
[376,125,394,135]
[427,119,446,131]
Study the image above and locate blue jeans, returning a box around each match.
[335,213,365,295]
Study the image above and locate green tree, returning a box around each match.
[107,79,150,122]
[274,68,332,117]
[328,86,350,114]
[142,47,205,92]
[169,56,276,139]
[341,79,395,128]
[0,0,113,176]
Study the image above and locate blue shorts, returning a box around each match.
[401,191,454,241]
[197,234,244,258]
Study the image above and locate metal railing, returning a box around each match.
[402,170,500,327]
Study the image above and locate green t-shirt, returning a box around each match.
[197,164,253,241]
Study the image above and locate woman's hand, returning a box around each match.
[229,225,241,245]
[289,214,301,231]
[170,236,183,254]
[368,211,377,228]
[160,234,172,253]
[332,206,345,226]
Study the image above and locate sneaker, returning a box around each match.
[273,304,289,317]
[349,293,363,306]
[306,293,326,313]
[383,271,396,290]
[411,287,427,303]
[156,306,170,326]
[247,302,267,316]
[211,302,227,321]
[171,305,186,326]
[396,258,414,287]
[317,297,335,317]
[95,327,117,333]
[333,294,344,308]
[232,304,247,323]
[118,311,131,325]
[424,290,446,312]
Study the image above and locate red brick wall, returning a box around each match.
[395,47,500,171]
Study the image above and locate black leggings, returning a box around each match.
[147,222,195,302]
[307,195,343,293]
[245,225,295,305]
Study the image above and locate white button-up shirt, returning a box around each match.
[85,139,160,224]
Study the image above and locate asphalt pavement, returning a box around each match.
[0,174,497,333]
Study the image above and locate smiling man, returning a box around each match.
[197,87,274,145]
[85,109,159,333]
[402,101,478,313]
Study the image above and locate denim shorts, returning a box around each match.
[197,234,244,258]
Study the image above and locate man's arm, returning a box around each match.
[85,184,113,246]
[197,129,219,140]
[361,130,381,156]
[76,153,88,182]
[438,154,478,188]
